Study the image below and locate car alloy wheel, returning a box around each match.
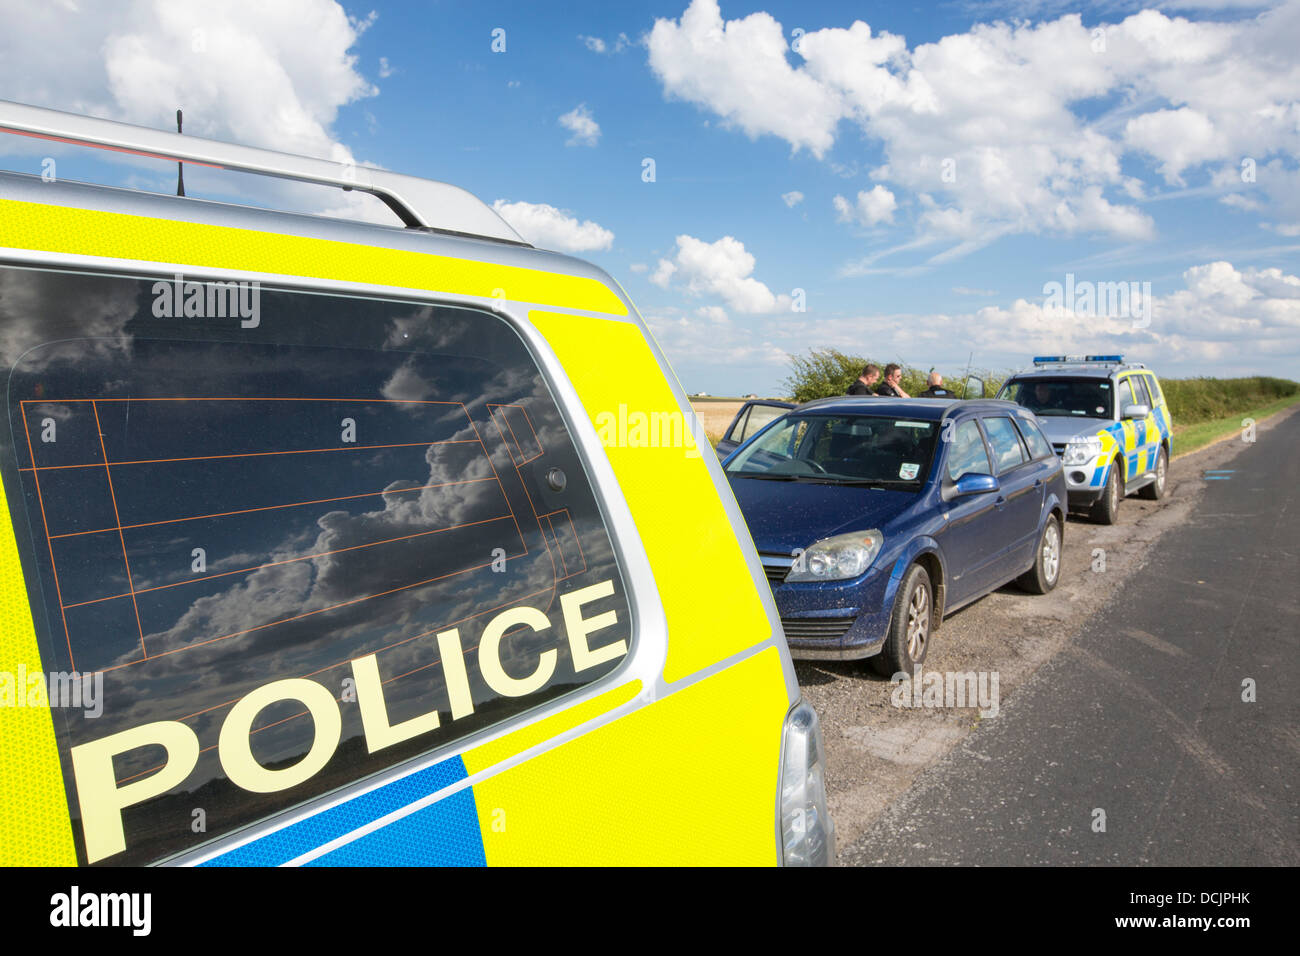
[1042,520,1060,586]
[906,582,930,660]
[1110,468,1121,512]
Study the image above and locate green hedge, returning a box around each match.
[783,348,1296,427]
[782,348,1001,403]
[1159,376,1298,425]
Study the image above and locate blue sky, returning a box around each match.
[2,0,1297,394]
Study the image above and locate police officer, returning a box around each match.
[918,371,954,399]
[875,363,911,398]
[847,363,881,395]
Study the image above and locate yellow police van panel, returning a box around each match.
[530,311,774,684]
[0,103,828,867]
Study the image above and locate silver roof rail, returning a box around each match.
[0,100,527,245]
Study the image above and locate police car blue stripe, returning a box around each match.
[306,786,485,867]
[200,754,472,867]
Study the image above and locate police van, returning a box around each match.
[0,102,831,866]
[997,356,1172,523]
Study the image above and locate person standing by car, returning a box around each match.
[847,364,881,395]
[918,372,953,398]
[875,363,911,398]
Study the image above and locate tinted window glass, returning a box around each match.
[1001,378,1113,418]
[982,417,1028,474]
[0,266,631,866]
[946,420,992,481]
[1014,416,1053,460]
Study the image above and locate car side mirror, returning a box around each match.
[1122,403,1150,420]
[954,473,1000,496]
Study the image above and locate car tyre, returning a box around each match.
[1089,457,1123,524]
[1137,445,1168,500]
[870,563,932,678]
[1017,514,1062,594]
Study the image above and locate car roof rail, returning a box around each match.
[0,99,527,245]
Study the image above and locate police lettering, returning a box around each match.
[70,580,625,863]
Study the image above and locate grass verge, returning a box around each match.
[1171,393,1300,459]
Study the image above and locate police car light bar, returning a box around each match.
[1033,354,1125,366]
[0,99,527,244]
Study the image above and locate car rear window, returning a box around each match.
[1014,416,1054,460]
[735,404,787,444]
[0,265,632,865]
[982,417,1028,474]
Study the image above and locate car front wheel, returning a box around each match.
[1090,458,1123,524]
[870,563,932,678]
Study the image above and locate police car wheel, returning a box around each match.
[1018,515,1062,594]
[1138,446,1167,500]
[870,563,932,678]
[1090,459,1123,524]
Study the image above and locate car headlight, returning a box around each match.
[1062,437,1103,465]
[780,699,835,866]
[785,530,883,582]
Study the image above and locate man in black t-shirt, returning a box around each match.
[875,363,911,398]
[918,371,954,399]
[847,363,881,395]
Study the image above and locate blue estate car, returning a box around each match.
[723,397,1067,676]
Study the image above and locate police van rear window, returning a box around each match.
[0,265,632,866]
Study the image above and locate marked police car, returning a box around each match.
[997,356,1171,523]
[0,102,830,866]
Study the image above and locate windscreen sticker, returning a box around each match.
[899,463,919,480]
[894,421,930,429]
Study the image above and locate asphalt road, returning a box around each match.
[840,411,1299,866]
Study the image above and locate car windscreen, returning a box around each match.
[0,265,632,866]
[723,414,937,488]
[999,378,1114,418]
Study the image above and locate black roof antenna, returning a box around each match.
[175,109,185,197]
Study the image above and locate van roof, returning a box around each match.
[0,99,525,245]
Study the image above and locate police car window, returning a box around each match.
[1130,376,1153,408]
[0,266,632,866]
[1002,378,1113,418]
[1014,416,1053,460]
[1118,377,1137,410]
[946,419,992,481]
[1144,375,1163,405]
[982,417,1028,474]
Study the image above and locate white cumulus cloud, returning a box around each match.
[653,234,789,314]
[559,103,601,147]
[0,0,392,221]
[491,200,614,252]
[834,185,897,226]
[647,0,1300,251]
